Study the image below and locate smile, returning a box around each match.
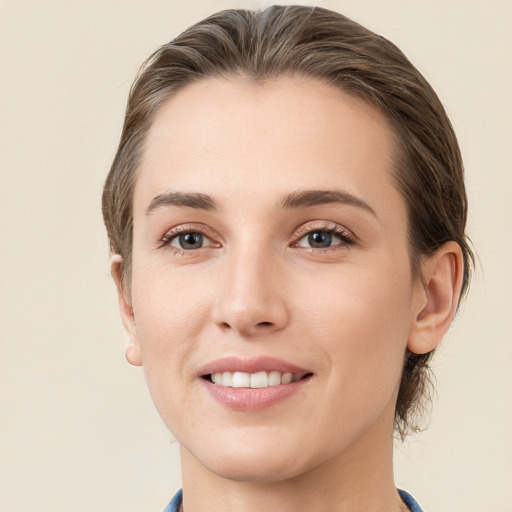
[207,371,308,388]
[199,357,314,410]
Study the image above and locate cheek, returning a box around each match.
[299,266,413,448]
[305,261,413,385]
[132,261,206,338]
[130,267,209,383]
[129,269,214,433]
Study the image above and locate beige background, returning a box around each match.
[0,1,511,511]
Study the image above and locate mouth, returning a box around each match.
[203,370,313,388]
[198,357,314,410]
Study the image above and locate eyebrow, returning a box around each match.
[145,188,376,217]
[146,191,218,215]
[280,189,376,216]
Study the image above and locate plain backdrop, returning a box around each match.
[1,1,511,511]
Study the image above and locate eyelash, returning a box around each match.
[158,224,220,255]
[291,221,356,251]
[158,221,356,255]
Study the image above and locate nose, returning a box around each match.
[211,246,289,337]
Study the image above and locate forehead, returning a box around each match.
[134,75,403,221]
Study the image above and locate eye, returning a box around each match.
[170,232,207,250]
[159,224,219,252]
[294,222,356,250]
[297,230,344,249]
[301,231,338,249]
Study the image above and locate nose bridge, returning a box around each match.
[213,236,288,335]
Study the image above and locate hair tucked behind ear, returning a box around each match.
[102,5,473,439]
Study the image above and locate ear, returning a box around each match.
[408,241,464,355]
[111,254,142,366]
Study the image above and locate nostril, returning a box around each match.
[257,321,273,327]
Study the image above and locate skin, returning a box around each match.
[112,76,463,512]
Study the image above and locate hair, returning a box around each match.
[102,5,473,439]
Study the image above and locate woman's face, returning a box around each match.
[122,76,424,481]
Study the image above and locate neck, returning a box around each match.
[179,414,405,512]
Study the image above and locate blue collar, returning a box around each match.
[162,488,423,511]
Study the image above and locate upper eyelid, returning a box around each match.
[163,223,217,235]
[293,220,355,239]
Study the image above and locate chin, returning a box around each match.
[181,430,315,483]
[206,453,308,483]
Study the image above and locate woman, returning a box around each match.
[102,6,472,511]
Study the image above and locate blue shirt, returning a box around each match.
[163,488,423,511]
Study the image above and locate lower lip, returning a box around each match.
[201,377,312,411]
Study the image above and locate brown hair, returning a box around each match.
[102,5,473,439]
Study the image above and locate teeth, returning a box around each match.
[232,372,250,388]
[210,371,306,388]
[268,371,281,386]
[281,372,292,384]
[250,371,268,388]
[222,372,233,386]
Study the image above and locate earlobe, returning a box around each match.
[125,342,143,367]
[111,255,142,367]
[408,241,464,355]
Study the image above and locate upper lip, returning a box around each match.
[197,356,311,377]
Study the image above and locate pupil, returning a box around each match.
[308,231,332,248]
[180,233,202,249]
